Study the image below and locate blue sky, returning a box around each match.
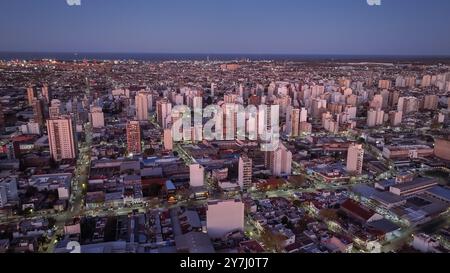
[0,0,449,55]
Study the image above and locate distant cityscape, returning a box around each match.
[0,57,449,254]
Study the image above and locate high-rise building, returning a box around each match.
[90,106,105,128]
[266,143,292,176]
[135,91,152,121]
[434,138,450,161]
[299,121,312,135]
[156,98,172,129]
[311,98,327,119]
[389,111,403,126]
[210,83,215,97]
[27,86,37,106]
[126,121,141,155]
[32,98,45,127]
[206,200,244,239]
[367,109,384,127]
[42,84,51,103]
[398,97,419,114]
[370,94,383,110]
[421,75,432,87]
[346,143,364,175]
[300,107,308,123]
[405,76,416,88]
[189,164,204,187]
[49,99,62,119]
[378,80,391,90]
[380,89,390,110]
[163,128,173,151]
[238,155,252,191]
[289,108,300,137]
[224,93,238,104]
[423,95,438,110]
[47,116,77,161]
[0,102,4,131]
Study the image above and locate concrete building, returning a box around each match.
[126,121,141,155]
[32,98,46,127]
[238,155,252,190]
[412,233,442,253]
[90,106,105,128]
[42,84,51,103]
[21,122,41,135]
[287,107,300,137]
[266,143,292,176]
[163,128,173,151]
[0,178,18,208]
[29,173,72,200]
[207,200,245,239]
[346,143,364,174]
[367,109,384,127]
[434,138,450,161]
[47,116,77,161]
[49,99,62,119]
[398,97,419,114]
[382,145,434,159]
[423,95,438,110]
[27,86,37,106]
[189,164,204,187]
[157,98,172,129]
[135,91,151,121]
[389,178,438,196]
[378,80,391,90]
[389,111,403,127]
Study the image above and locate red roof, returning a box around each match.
[141,177,166,187]
[341,199,375,221]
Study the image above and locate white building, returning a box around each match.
[189,164,204,187]
[135,91,151,121]
[157,99,172,129]
[163,128,173,151]
[367,109,384,127]
[346,143,364,175]
[47,116,77,161]
[21,122,41,135]
[238,155,252,190]
[206,200,245,239]
[90,106,105,128]
[412,233,442,253]
[266,143,292,176]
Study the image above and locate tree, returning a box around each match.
[292,200,303,208]
[144,148,155,157]
[319,209,339,221]
[147,184,162,197]
[288,175,307,187]
[25,186,38,198]
[259,228,286,252]
[47,217,56,229]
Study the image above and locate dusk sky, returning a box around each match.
[0,0,450,55]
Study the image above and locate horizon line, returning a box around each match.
[2,51,450,57]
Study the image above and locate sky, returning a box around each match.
[0,0,449,55]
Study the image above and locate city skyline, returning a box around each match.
[1,0,450,56]
[0,0,449,260]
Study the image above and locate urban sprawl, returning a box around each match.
[0,58,449,253]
